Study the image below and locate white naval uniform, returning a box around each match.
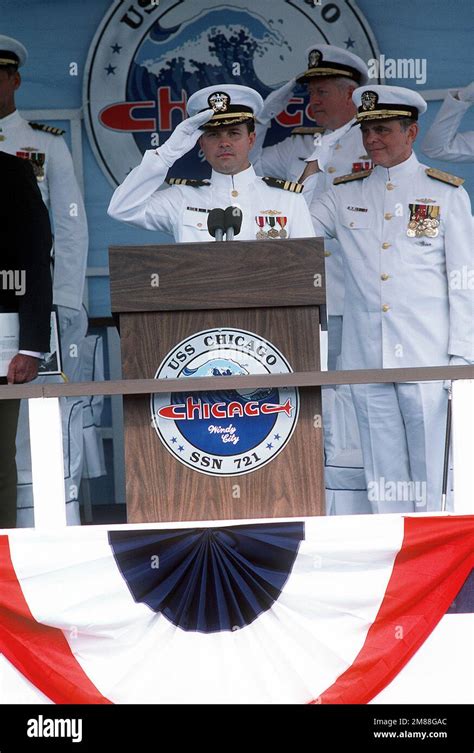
[108,152,315,240]
[251,121,369,321]
[422,92,474,162]
[311,152,474,513]
[252,131,320,183]
[0,110,88,312]
[252,123,368,515]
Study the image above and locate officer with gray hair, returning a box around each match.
[251,45,370,370]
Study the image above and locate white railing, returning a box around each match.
[2,369,469,528]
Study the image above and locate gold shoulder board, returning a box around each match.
[425,167,464,187]
[333,169,372,185]
[28,122,65,136]
[262,176,304,193]
[167,177,210,187]
[290,126,326,136]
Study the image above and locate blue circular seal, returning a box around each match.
[151,328,299,476]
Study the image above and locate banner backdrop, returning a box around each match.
[1,514,472,704]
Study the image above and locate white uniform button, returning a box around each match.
[386,183,395,190]
[381,273,389,281]
[384,212,393,220]
[324,251,332,257]
[382,242,391,249]
[328,167,336,174]
[349,221,355,227]
[382,304,390,313]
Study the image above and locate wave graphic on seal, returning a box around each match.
[170,357,279,455]
[127,7,296,171]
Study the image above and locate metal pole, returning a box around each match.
[441,385,452,512]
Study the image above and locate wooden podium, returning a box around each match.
[110,238,326,522]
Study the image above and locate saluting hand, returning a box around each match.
[304,119,354,174]
[458,81,474,103]
[157,109,215,167]
[258,79,297,125]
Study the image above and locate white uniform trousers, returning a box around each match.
[327,314,343,372]
[350,381,449,514]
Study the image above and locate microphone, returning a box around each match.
[207,208,226,241]
[224,206,243,241]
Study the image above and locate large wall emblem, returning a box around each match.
[84,0,380,185]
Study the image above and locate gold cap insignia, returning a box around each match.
[208,92,230,113]
[361,90,378,111]
[308,49,322,68]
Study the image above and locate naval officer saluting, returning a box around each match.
[251,45,370,193]
[107,84,314,241]
[422,81,474,163]
[251,45,370,369]
[310,85,474,514]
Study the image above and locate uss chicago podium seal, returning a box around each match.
[151,328,299,476]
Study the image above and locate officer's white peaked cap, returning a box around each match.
[353,85,427,122]
[0,35,28,68]
[297,44,368,85]
[187,84,263,128]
